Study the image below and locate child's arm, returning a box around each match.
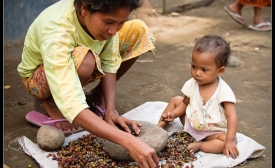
[223,102,239,159]
[171,96,189,118]
[161,97,189,124]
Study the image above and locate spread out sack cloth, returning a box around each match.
[15,101,265,168]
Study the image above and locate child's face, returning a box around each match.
[81,7,131,41]
[191,51,224,85]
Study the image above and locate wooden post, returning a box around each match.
[162,0,166,14]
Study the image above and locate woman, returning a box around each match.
[17,0,159,167]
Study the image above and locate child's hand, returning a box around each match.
[161,111,174,124]
[223,139,239,159]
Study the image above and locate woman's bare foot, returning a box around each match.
[229,3,242,15]
[187,141,202,155]
[253,7,271,30]
[42,97,82,132]
[228,3,246,25]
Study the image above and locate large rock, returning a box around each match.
[227,56,242,67]
[37,125,65,151]
[96,120,168,161]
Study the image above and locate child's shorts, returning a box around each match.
[183,115,224,142]
[21,19,156,101]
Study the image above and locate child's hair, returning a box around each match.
[193,35,231,68]
[74,0,141,14]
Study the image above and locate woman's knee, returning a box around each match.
[77,50,96,79]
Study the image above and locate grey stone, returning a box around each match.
[37,125,65,151]
[96,120,168,161]
[227,56,242,67]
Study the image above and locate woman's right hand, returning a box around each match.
[75,109,159,167]
[126,136,159,168]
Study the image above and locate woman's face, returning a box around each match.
[81,7,131,41]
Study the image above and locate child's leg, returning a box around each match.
[157,96,184,128]
[187,133,227,154]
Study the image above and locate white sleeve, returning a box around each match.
[218,79,236,104]
[181,78,195,98]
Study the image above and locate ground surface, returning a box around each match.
[4,0,271,167]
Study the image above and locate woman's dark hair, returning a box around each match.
[193,34,231,68]
[74,0,142,14]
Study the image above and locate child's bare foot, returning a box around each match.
[42,98,82,132]
[187,141,202,155]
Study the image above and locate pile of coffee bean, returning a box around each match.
[46,132,197,168]
[158,132,196,168]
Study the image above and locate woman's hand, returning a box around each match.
[126,136,159,168]
[104,110,142,135]
[75,109,159,168]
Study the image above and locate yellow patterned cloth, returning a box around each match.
[118,19,156,61]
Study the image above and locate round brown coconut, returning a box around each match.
[37,125,65,151]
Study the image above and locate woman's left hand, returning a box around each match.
[104,111,142,135]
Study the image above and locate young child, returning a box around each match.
[157,34,239,159]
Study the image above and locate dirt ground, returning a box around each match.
[4,0,271,167]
